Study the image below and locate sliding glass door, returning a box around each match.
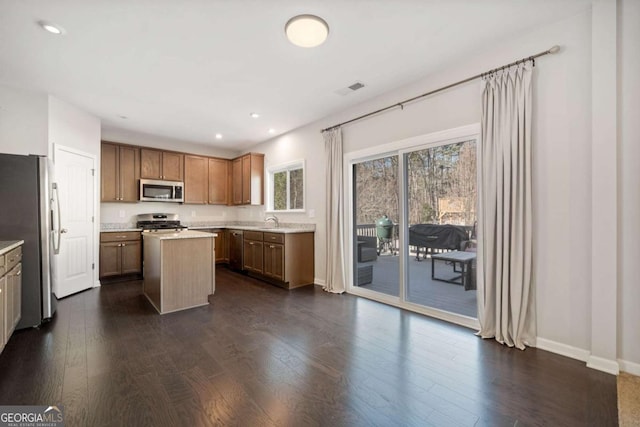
[347,126,480,326]
[352,155,399,298]
[405,140,477,318]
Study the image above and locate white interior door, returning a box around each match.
[53,146,95,298]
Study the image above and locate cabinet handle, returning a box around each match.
[270,245,275,249]
[16,271,21,276]
[249,242,254,245]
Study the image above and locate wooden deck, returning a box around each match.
[356,253,478,318]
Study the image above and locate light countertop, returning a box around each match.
[0,240,24,256]
[101,223,315,234]
[142,230,216,240]
[187,225,314,234]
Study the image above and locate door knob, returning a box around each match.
[60,228,68,234]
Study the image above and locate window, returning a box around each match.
[267,160,305,211]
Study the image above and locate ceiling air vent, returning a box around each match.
[335,81,366,96]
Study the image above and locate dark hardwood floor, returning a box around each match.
[0,267,617,426]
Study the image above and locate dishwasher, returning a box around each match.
[228,230,243,271]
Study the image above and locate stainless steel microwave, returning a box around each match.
[139,179,184,203]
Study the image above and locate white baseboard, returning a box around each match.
[313,277,326,286]
[618,359,640,376]
[587,355,620,375]
[95,280,102,287]
[536,337,590,362]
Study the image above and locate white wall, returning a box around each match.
[48,96,101,158]
[0,85,48,155]
[618,0,640,373]
[246,8,639,370]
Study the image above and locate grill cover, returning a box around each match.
[408,224,468,250]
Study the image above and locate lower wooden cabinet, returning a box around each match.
[263,242,285,282]
[1,244,22,354]
[238,231,314,289]
[213,229,228,263]
[243,231,264,274]
[100,232,142,280]
[0,275,6,353]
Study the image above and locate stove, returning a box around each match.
[136,213,187,232]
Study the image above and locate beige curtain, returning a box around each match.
[477,62,535,350]
[323,127,346,293]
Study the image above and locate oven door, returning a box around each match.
[139,179,184,202]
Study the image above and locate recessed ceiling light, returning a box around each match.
[285,14,329,48]
[250,112,260,119]
[215,133,223,139]
[268,128,276,134]
[118,115,127,119]
[38,21,65,35]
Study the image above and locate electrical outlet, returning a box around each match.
[119,210,125,218]
[191,211,196,217]
[308,209,315,218]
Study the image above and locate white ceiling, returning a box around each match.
[0,0,592,150]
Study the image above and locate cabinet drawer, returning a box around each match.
[101,231,142,242]
[5,247,22,272]
[244,230,264,241]
[0,254,5,277]
[263,232,284,244]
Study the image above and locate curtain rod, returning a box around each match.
[321,45,560,133]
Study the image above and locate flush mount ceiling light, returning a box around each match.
[215,133,223,139]
[38,20,65,35]
[268,128,276,134]
[250,112,260,118]
[285,14,329,48]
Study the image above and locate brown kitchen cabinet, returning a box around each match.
[99,232,142,280]
[239,231,314,289]
[231,153,264,205]
[199,229,228,264]
[140,148,184,181]
[184,155,208,204]
[0,275,5,353]
[0,244,22,354]
[213,229,228,263]
[208,158,229,204]
[243,231,264,274]
[101,142,140,202]
[263,238,285,282]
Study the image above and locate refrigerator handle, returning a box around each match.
[52,182,62,255]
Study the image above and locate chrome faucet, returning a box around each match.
[265,215,279,228]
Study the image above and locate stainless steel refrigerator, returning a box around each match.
[0,154,56,328]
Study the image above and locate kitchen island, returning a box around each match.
[142,230,215,314]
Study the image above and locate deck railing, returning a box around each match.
[355,223,470,258]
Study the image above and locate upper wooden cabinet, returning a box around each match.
[184,155,208,204]
[208,158,229,205]
[141,148,184,181]
[101,142,263,205]
[231,153,264,205]
[101,142,140,202]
